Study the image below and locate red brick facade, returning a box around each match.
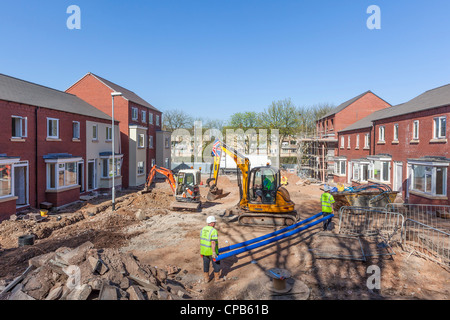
[0,99,114,220]
[337,102,450,205]
[317,92,391,138]
[66,74,162,188]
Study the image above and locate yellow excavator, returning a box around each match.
[207,140,298,227]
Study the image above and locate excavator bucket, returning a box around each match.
[207,187,230,201]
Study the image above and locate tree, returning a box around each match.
[227,111,262,130]
[162,109,194,132]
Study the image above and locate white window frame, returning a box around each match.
[347,136,351,149]
[132,107,138,121]
[156,115,160,126]
[92,124,98,141]
[141,110,146,123]
[409,161,448,197]
[101,156,122,178]
[334,158,347,176]
[413,120,419,140]
[137,161,145,175]
[433,116,446,139]
[368,158,391,183]
[72,121,80,140]
[11,116,27,139]
[47,118,59,139]
[393,124,399,141]
[138,134,145,148]
[106,126,112,141]
[356,134,360,149]
[45,159,81,190]
[340,136,345,149]
[364,134,370,149]
[378,126,385,142]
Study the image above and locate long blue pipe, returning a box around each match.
[219,212,324,254]
[215,214,334,262]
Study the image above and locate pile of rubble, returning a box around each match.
[0,241,192,300]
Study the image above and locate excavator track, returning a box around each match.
[238,211,299,227]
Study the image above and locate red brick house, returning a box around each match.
[66,73,162,188]
[312,91,391,182]
[0,73,120,220]
[316,91,391,139]
[337,84,450,205]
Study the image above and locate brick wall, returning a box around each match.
[67,74,162,187]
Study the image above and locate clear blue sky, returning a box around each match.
[1,0,450,120]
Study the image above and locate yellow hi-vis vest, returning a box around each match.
[321,192,335,213]
[200,226,219,256]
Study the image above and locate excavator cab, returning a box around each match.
[249,166,279,204]
[174,169,201,202]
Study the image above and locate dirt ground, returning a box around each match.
[0,172,449,300]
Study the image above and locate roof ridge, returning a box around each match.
[0,73,78,98]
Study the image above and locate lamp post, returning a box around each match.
[111,92,122,211]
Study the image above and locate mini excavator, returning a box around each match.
[144,165,202,211]
[207,140,298,227]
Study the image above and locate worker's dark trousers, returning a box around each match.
[322,212,333,231]
[203,255,220,273]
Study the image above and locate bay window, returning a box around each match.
[368,156,391,183]
[334,157,346,176]
[46,157,81,190]
[410,161,448,197]
[0,164,12,197]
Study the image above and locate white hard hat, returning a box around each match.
[207,216,216,224]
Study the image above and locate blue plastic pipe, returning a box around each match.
[219,212,324,254]
[215,214,334,262]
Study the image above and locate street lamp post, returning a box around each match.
[111,92,122,211]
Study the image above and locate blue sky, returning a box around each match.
[1,0,450,120]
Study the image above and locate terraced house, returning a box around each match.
[0,74,121,220]
[66,73,162,188]
[337,84,450,205]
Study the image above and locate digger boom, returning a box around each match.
[145,165,176,193]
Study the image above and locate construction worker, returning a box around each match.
[200,216,224,283]
[320,185,335,231]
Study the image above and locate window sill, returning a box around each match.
[72,138,81,142]
[100,175,122,180]
[10,137,26,142]
[91,139,99,143]
[409,190,448,200]
[363,147,370,150]
[410,140,420,144]
[377,141,386,145]
[137,173,145,177]
[368,179,390,185]
[105,140,112,143]
[46,137,61,142]
[45,185,80,193]
[391,141,399,144]
[429,138,447,144]
[0,196,18,204]
[333,174,346,177]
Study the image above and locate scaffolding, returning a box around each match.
[296,131,338,183]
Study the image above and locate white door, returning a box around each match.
[394,162,403,192]
[347,162,352,184]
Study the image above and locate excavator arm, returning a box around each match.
[207,139,250,205]
[145,165,176,193]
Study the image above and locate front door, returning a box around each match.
[87,160,96,190]
[78,162,84,192]
[394,162,403,192]
[14,163,28,206]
